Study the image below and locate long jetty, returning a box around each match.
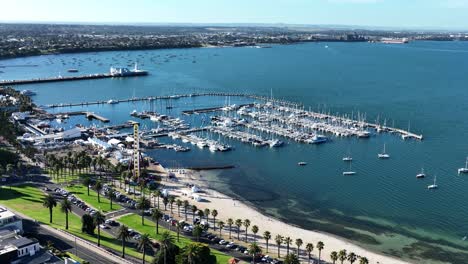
[44,93,300,108]
[0,72,146,86]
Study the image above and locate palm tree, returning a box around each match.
[192,224,203,242]
[330,251,338,264]
[211,209,218,230]
[359,257,369,264]
[197,210,204,223]
[243,219,251,242]
[117,225,130,258]
[176,221,184,242]
[93,211,105,247]
[183,242,202,264]
[295,238,303,256]
[42,194,57,223]
[137,196,150,225]
[338,249,347,264]
[154,189,161,209]
[82,177,92,196]
[263,231,271,253]
[284,253,300,264]
[183,200,189,221]
[160,231,174,264]
[152,208,163,234]
[163,196,169,211]
[176,199,182,217]
[284,237,292,255]
[203,208,210,223]
[168,196,175,215]
[218,220,225,237]
[137,234,151,264]
[60,199,72,229]
[235,219,242,240]
[108,188,115,210]
[275,234,283,258]
[248,242,262,264]
[191,205,197,221]
[227,218,234,239]
[95,180,103,203]
[306,243,314,264]
[317,241,324,264]
[347,252,357,264]
[251,225,259,242]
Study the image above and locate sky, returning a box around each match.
[2,0,468,30]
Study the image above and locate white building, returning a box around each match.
[0,207,22,233]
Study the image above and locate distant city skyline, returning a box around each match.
[2,0,468,30]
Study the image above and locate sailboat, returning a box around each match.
[378,143,390,159]
[416,168,426,179]
[343,148,353,161]
[427,176,438,190]
[458,157,468,174]
[343,162,356,175]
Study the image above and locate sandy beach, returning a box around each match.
[157,168,411,264]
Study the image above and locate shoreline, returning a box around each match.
[159,167,411,264]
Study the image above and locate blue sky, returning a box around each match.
[2,0,468,29]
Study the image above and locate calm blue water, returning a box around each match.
[2,42,468,263]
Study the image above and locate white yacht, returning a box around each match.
[149,115,159,122]
[209,144,218,152]
[269,139,284,148]
[416,168,426,179]
[298,162,307,166]
[458,158,468,174]
[378,144,390,159]
[343,163,356,175]
[107,99,118,104]
[343,156,353,162]
[427,176,438,190]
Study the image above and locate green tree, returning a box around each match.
[137,196,151,225]
[160,231,175,264]
[338,249,347,264]
[176,199,182,217]
[317,241,324,263]
[183,200,189,221]
[60,199,72,229]
[137,234,151,264]
[94,180,103,203]
[163,196,169,211]
[108,188,116,210]
[191,205,197,221]
[227,218,234,239]
[243,219,251,242]
[330,251,338,264]
[117,225,130,258]
[211,209,218,230]
[284,253,300,264]
[295,238,303,256]
[251,225,259,242]
[192,224,203,242]
[359,257,369,264]
[306,243,314,264]
[275,234,283,258]
[42,194,57,223]
[176,221,184,242]
[169,196,175,215]
[93,211,105,247]
[203,208,210,223]
[248,242,262,264]
[81,214,95,234]
[235,219,242,240]
[348,252,357,264]
[263,231,271,253]
[284,236,292,256]
[152,208,163,234]
[154,189,161,209]
[217,220,225,237]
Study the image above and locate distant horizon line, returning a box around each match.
[1,20,468,32]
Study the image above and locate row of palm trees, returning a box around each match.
[144,189,372,264]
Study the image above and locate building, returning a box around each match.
[0,229,63,264]
[0,207,22,233]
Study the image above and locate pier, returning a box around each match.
[182,103,254,115]
[0,72,147,86]
[55,111,110,122]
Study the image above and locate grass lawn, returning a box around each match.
[0,184,144,261]
[45,169,91,184]
[117,214,232,264]
[65,184,122,213]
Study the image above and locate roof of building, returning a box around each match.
[15,249,64,264]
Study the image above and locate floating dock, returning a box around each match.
[55,111,110,122]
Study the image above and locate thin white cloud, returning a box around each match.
[442,0,468,8]
[327,0,382,3]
